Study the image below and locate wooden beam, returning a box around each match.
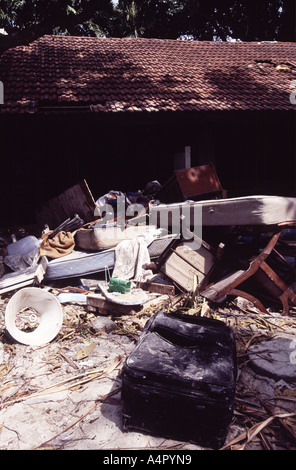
[134,281,175,296]
[87,293,140,315]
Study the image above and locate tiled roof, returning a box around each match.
[0,34,296,113]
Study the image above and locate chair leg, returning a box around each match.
[230,288,269,314]
[259,261,296,315]
[279,288,296,316]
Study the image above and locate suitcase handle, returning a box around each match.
[153,325,222,348]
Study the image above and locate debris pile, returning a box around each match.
[0,164,296,450]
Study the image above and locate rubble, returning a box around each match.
[0,166,296,451]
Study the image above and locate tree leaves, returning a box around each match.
[113,0,294,41]
[0,0,294,45]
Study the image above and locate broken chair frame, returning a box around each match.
[201,231,296,315]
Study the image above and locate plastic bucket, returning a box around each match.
[5,287,63,346]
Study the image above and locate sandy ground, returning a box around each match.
[0,287,296,452]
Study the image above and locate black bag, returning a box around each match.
[121,311,237,449]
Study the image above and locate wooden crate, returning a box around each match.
[158,234,215,292]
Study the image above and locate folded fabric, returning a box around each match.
[40,231,75,259]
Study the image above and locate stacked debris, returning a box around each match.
[0,164,296,450]
[0,166,296,354]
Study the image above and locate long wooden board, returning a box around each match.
[87,292,169,316]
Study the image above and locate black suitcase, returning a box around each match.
[121,311,237,449]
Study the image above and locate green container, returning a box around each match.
[109,278,131,294]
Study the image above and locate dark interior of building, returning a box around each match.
[0,109,295,228]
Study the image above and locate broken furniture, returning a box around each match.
[134,227,296,315]
[200,231,296,315]
[150,195,296,314]
[121,311,237,449]
[156,163,226,203]
[155,232,216,292]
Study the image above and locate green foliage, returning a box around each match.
[0,0,294,44]
[113,0,294,41]
[0,0,116,37]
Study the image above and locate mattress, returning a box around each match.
[150,195,296,228]
[45,235,173,281]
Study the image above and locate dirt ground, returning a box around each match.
[0,283,296,452]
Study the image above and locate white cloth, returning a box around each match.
[112,234,155,282]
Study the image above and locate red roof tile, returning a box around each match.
[0,35,296,113]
